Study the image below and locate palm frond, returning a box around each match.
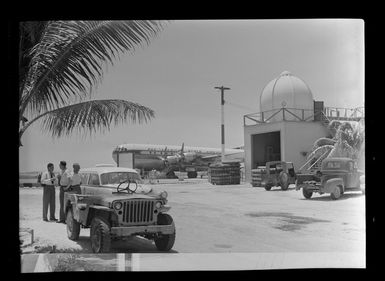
[39,99,155,138]
[20,20,167,118]
[312,137,337,150]
[306,145,334,160]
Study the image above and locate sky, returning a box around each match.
[19,19,364,172]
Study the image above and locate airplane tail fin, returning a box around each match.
[181,142,184,154]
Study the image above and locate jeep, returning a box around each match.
[251,161,296,191]
[64,166,176,253]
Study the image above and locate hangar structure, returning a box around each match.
[243,71,364,183]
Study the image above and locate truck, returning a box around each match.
[295,157,365,200]
[251,161,297,191]
[64,166,176,253]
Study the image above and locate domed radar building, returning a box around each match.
[243,71,364,183]
[260,71,314,122]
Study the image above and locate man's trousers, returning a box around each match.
[42,185,56,220]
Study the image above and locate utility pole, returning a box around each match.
[214,86,231,163]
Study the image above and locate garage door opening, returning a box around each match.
[251,131,281,168]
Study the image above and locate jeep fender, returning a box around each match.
[64,193,78,216]
[85,206,116,227]
[64,194,88,223]
[322,178,344,194]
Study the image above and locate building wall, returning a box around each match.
[281,121,329,171]
[244,121,329,182]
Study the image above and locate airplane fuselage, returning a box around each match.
[112,143,244,173]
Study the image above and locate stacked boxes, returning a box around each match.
[208,162,241,185]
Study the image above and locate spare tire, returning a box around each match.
[279,172,289,191]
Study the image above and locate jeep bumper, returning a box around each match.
[110,224,175,237]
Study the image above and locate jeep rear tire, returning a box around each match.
[302,187,313,199]
[66,208,80,240]
[154,213,175,251]
[330,186,341,200]
[90,217,111,253]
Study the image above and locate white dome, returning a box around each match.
[260,71,314,121]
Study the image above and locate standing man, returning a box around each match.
[68,163,82,194]
[41,163,57,222]
[57,161,71,223]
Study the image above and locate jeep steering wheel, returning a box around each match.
[117,179,138,193]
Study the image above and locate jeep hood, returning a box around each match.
[103,193,159,203]
[89,193,161,207]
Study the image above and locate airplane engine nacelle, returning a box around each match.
[182,152,197,163]
[166,155,180,165]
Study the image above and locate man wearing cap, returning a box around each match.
[57,160,71,223]
[40,163,57,222]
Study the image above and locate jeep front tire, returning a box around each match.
[302,186,313,199]
[154,213,176,251]
[66,207,80,240]
[264,183,273,191]
[90,217,111,253]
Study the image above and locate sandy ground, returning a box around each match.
[19,179,366,255]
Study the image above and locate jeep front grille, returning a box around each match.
[122,200,155,224]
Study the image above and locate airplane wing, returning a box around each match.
[201,154,220,160]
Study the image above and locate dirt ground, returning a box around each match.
[19,179,366,255]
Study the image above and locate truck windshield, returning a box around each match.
[100,172,142,185]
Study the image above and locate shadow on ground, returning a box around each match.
[244,211,330,232]
[268,186,296,192]
[300,192,364,202]
[29,235,178,254]
[61,235,178,254]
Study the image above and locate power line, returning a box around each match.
[225,100,256,112]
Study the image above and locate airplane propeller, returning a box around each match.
[163,142,199,167]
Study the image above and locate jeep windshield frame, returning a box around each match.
[100,172,143,185]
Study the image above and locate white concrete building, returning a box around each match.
[243,71,364,182]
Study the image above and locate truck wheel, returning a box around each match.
[154,213,176,251]
[66,208,80,240]
[187,171,198,178]
[264,183,273,191]
[90,217,111,253]
[302,187,313,199]
[279,172,289,191]
[330,186,341,200]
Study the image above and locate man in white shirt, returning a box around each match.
[57,160,71,223]
[41,163,57,222]
[68,163,82,194]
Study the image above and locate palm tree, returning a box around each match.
[19,20,167,146]
[305,119,365,169]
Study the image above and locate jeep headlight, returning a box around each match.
[113,201,122,210]
[160,191,168,199]
[155,201,162,209]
